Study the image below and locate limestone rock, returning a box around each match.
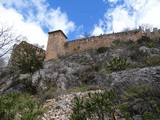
[139,46,160,55]
[41,90,103,120]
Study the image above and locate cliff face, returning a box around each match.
[1,38,160,93]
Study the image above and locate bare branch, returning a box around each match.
[0,22,22,59]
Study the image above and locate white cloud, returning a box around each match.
[105,6,136,32]
[93,0,160,35]
[92,26,104,36]
[0,5,47,47]
[45,7,75,35]
[0,0,75,48]
[103,0,118,4]
[92,19,105,35]
[108,0,118,3]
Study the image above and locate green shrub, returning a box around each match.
[70,91,116,120]
[119,104,132,119]
[11,42,44,74]
[145,55,160,67]
[70,84,160,119]
[137,36,154,48]
[97,46,109,53]
[102,57,129,72]
[121,84,152,100]
[143,112,155,120]
[130,49,160,68]
[119,84,160,118]
[111,39,136,49]
[0,92,44,120]
[111,39,121,48]
[10,79,37,95]
[40,86,57,100]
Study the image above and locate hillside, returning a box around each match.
[0,36,160,120]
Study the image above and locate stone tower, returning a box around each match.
[45,30,67,62]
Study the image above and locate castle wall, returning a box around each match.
[145,28,160,40]
[8,41,45,66]
[9,27,160,64]
[64,29,143,55]
[44,27,160,61]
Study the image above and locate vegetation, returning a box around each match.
[97,46,109,53]
[11,41,44,74]
[40,84,57,100]
[1,25,160,120]
[0,23,21,59]
[119,84,160,119]
[102,57,129,72]
[70,91,115,120]
[70,84,160,120]
[0,92,44,120]
[137,36,154,48]
[10,78,37,95]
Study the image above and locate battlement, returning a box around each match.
[43,27,160,61]
[44,27,140,61]
[8,26,160,65]
[9,26,160,64]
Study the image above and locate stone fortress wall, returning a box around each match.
[8,41,45,66]
[45,27,160,62]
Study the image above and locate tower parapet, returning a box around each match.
[45,30,67,62]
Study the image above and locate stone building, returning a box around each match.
[8,41,45,66]
[9,26,160,63]
[45,26,160,62]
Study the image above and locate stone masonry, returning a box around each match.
[44,27,160,62]
[9,27,160,63]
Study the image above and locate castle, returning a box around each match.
[45,27,160,61]
[9,26,160,64]
[8,41,45,66]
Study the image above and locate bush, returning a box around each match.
[137,36,154,48]
[70,91,116,120]
[130,49,160,68]
[40,86,57,100]
[0,92,44,120]
[102,57,129,72]
[111,39,136,49]
[97,46,109,53]
[145,55,160,67]
[11,42,44,74]
[10,78,37,95]
[70,83,160,119]
[119,84,160,118]
[143,112,155,120]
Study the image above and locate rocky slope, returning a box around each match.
[41,90,104,120]
[0,39,160,119]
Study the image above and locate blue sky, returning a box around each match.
[45,0,108,39]
[0,0,160,48]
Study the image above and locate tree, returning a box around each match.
[10,41,45,74]
[0,23,21,59]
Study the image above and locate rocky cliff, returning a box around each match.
[0,38,160,119]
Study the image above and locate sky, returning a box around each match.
[0,0,160,49]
